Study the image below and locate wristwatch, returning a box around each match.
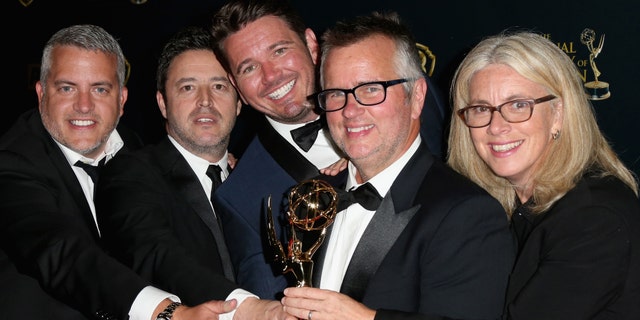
[156,301,182,320]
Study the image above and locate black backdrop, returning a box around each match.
[6,0,639,177]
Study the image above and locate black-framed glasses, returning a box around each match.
[312,78,411,112]
[457,95,556,128]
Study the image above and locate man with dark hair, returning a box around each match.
[96,26,292,320]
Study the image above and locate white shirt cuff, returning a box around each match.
[219,288,258,320]
[129,286,179,320]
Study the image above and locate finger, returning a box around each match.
[283,305,312,320]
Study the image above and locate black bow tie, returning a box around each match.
[337,182,383,211]
[290,118,323,152]
[74,158,105,184]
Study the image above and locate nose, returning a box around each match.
[486,110,510,135]
[198,88,212,107]
[261,60,281,82]
[74,90,94,113]
[341,92,363,117]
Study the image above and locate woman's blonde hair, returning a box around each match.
[447,30,638,217]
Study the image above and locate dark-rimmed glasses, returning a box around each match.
[311,78,412,112]
[457,95,556,128]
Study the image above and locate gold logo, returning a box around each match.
[416,43,436,77]
[580,28,611,100]
[19,0,34,7]
[125,58,131,85]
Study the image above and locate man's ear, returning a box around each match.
[156,91,168,119]
[304,28,319,65]
[411,77,427,120]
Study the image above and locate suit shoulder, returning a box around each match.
[426,160,491,197]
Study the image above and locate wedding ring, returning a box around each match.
[308,310,313,320]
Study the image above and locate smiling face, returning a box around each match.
[323,35,424,181]
[157,49,241,161]
[222,15,319,124]
[36,45,125,159]
[468,64,562,194]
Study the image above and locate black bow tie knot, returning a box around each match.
[337,182,383,211]
[290,118,323,152]
[74,158,105,184]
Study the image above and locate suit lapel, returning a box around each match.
[33,115,101,240]
[155,138,235,280]
[257,116,320,182]
[339,142,434,300]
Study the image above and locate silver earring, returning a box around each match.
[552,130,561,140]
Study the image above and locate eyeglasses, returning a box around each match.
[457,95,556,128]
[311,78,411,112]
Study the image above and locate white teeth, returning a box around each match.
[70,120,94,126]
[347,124,374,133]
[492,140,523,152]
[197,118,213,123]
[268,80,295,100]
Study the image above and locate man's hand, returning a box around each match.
[233,297,297,320]
[228,153,238,169]
[156,299,237,320]
[281,287,375,320]
[320,158,348,176]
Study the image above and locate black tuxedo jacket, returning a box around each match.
[314,142,516,320]
[0,108,144,320]
[96,137,238,305]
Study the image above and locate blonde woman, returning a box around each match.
[448,30,640,319]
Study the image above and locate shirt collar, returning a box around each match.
[167,135,229,179]
[56,129,125,166]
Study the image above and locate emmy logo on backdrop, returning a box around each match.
[266,179,338,287]
[580,28,611,100]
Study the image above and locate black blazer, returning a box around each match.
[96,137,238,305]
[314,142,516,320]
[504,174,640,319]
[0,108,145,320]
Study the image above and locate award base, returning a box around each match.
[584,81,611,100]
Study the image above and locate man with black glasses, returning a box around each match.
[280,12,515,320]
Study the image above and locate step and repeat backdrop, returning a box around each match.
[6,0,639,176]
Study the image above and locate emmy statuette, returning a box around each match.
[580,28,611,100]
[266,179,339,287]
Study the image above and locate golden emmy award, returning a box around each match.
[266,179,338,287]
[580,28,611,100]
